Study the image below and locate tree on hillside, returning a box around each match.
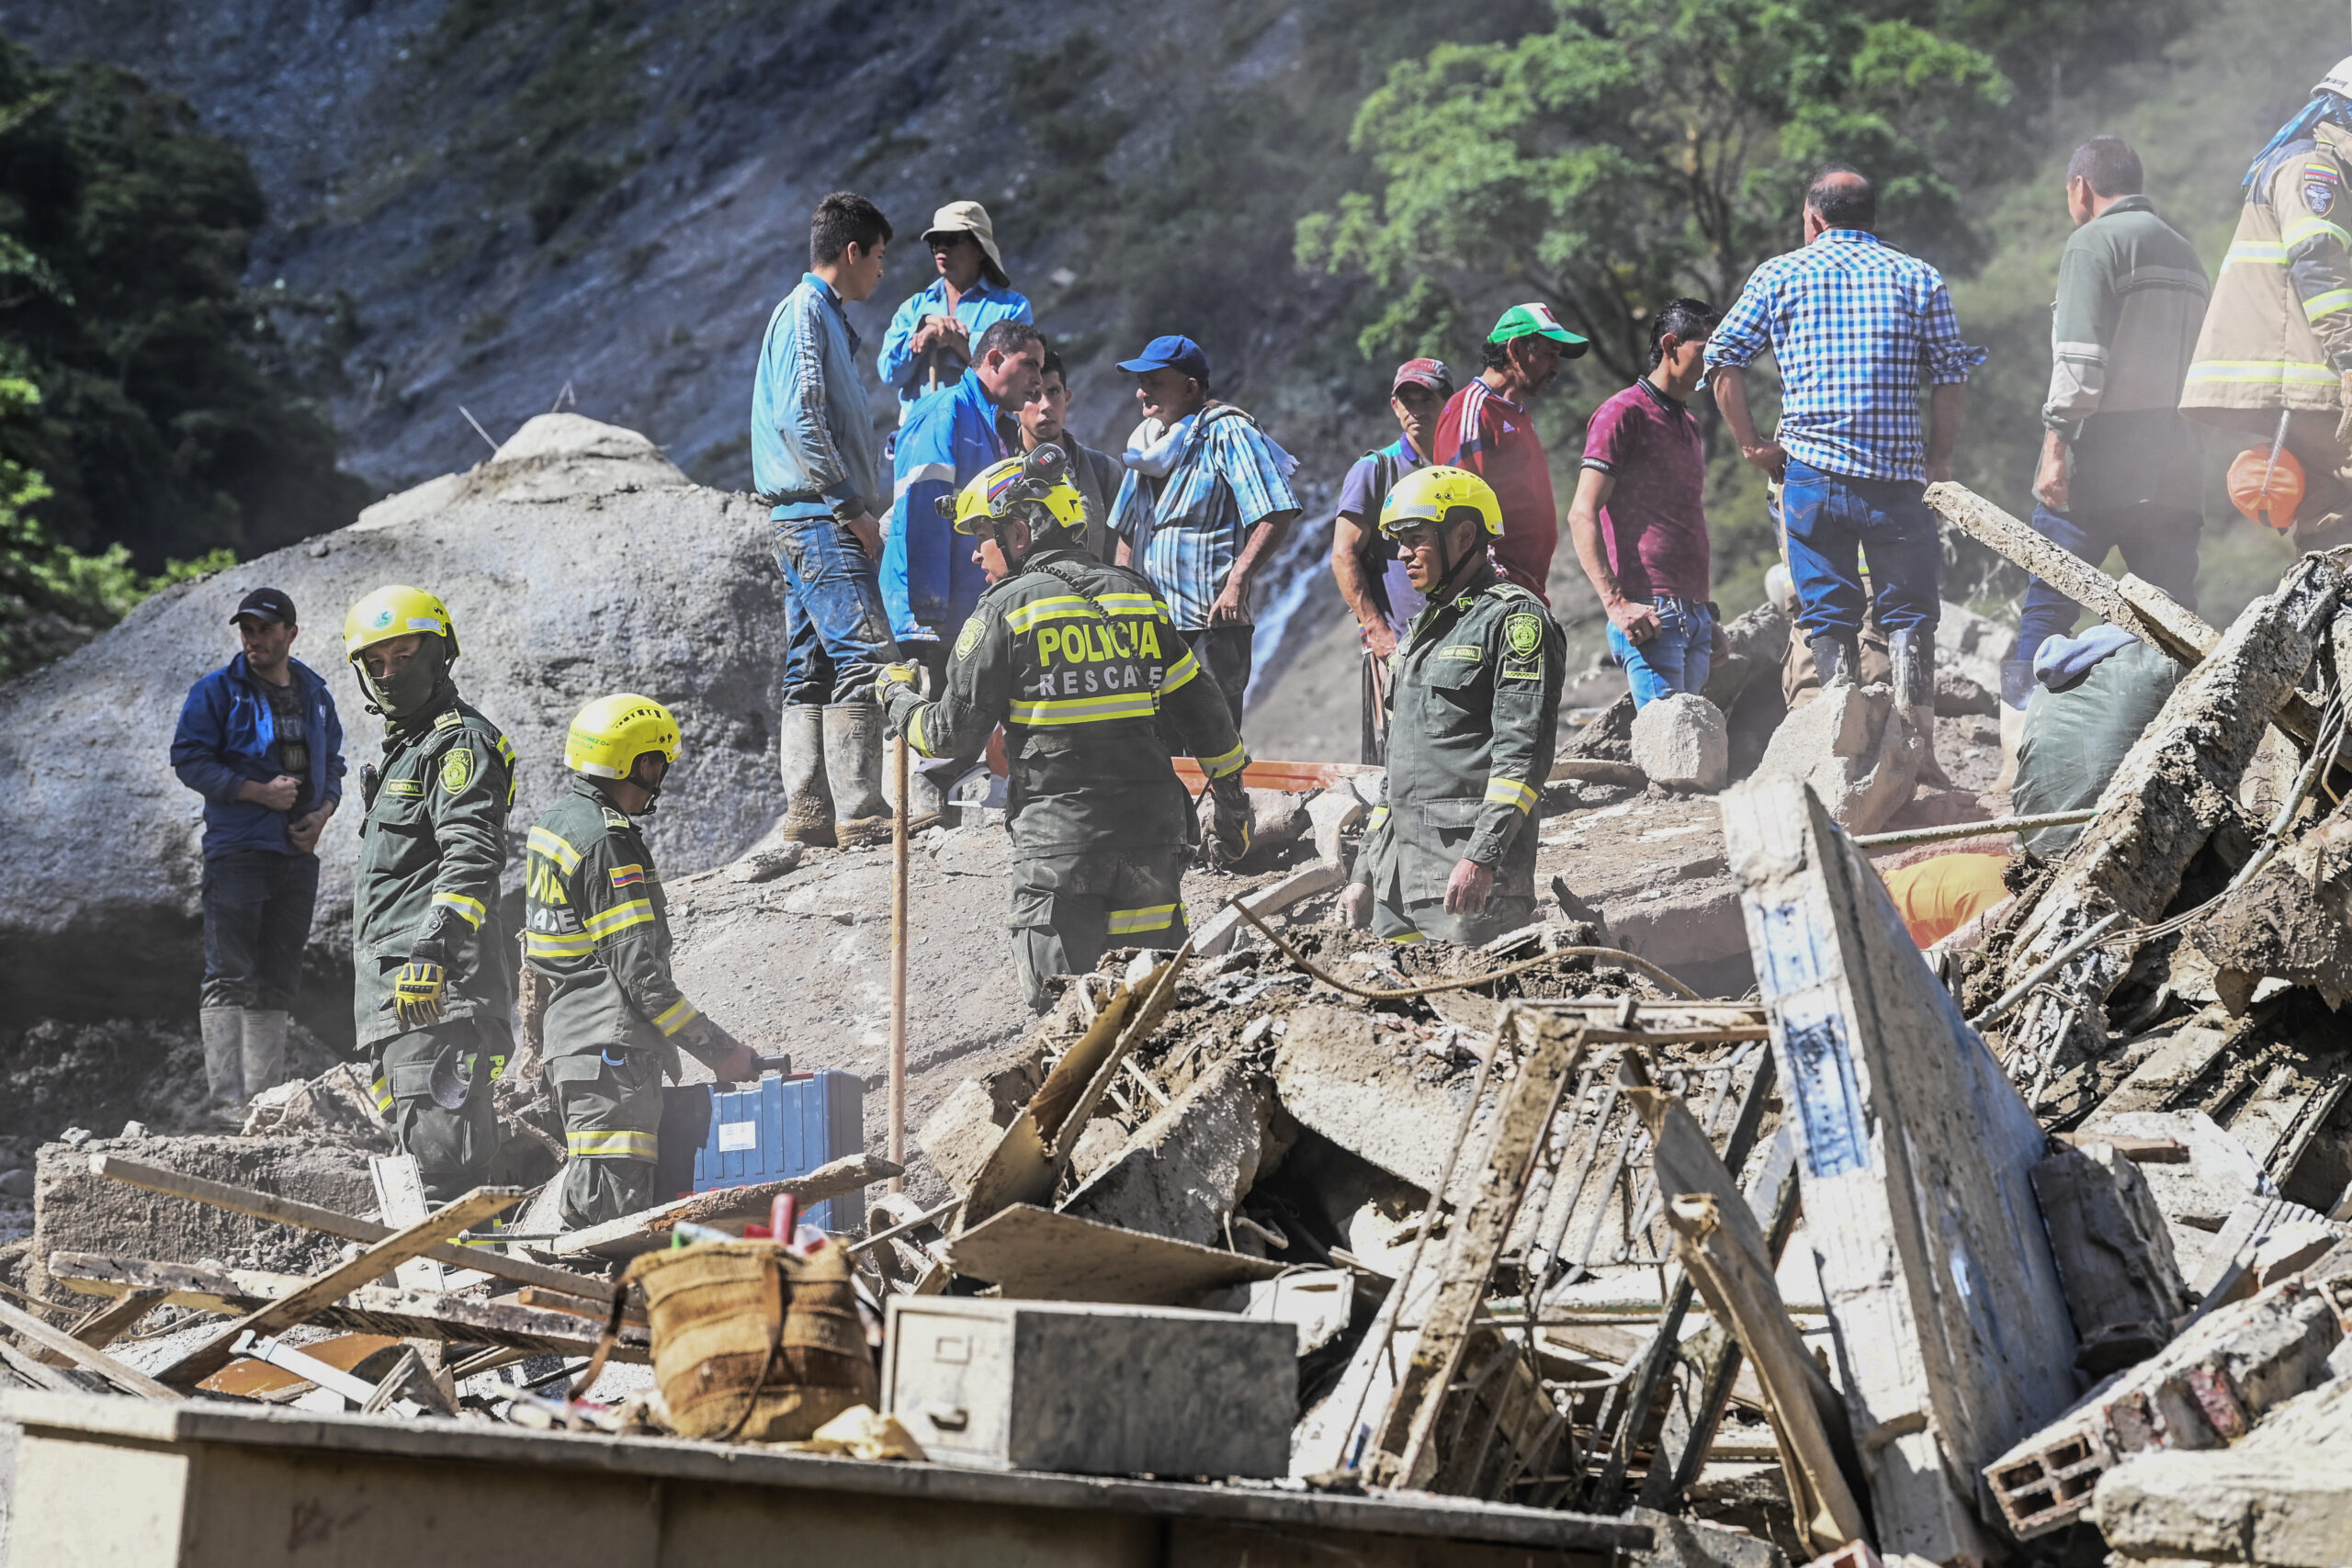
[0,36,368,572]
[1298,0,2189,382]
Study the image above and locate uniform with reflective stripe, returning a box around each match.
[2185,121,2352,423]
[1351,557,1566,943]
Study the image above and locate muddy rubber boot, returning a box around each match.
[200,1007,247,1127]
[1993,656,2032,795]
[1807,632,1858,693]
[1890,626,1950,787]
[777,702,834,847]
[826,702,894,848]
[243,1009,288,1103]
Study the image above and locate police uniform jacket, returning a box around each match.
[353,696,517,1048]
[523,777,729,1073]
[1351,558,1565,909]
[881,543,1246,857]
[2184,118,2352,428]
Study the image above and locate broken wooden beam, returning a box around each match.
[1725,775,2081,1563]
[91,1154,616,1304]
[155,1184,523,1388]
[0,1296,176,1399]
[1926,483,2194,659]
[50,1253,651,1361]
[549,1154,899,1259]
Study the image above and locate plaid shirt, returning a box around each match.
[1109,408,1298,629]
[1705,230,1985,483]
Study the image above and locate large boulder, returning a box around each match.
[0,415,793,1030]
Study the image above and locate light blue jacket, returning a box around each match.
[885,368,1006,642]
[875,276,1034,423]
[750,273,887,523]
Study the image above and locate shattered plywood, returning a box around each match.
[941,1203,1283,1305]
[1725,776,2079,1564]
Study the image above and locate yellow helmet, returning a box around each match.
[938,446,1088,536]
[345,584,458,660]
[564,694,682,780]
[1379,464,1504,539]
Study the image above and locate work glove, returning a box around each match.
[876,662,923,699]
[1204,773,1254,869]
[390,942,449,1030]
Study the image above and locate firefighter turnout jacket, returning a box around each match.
[2184,118,2352,429]
[1351,558,1565,936]
[881,544,1248,858]
[353,698,517,1049]
[524,778,731,1084]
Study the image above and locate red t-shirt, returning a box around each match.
[1435,379,1555,603]
[1579,379,1710,602]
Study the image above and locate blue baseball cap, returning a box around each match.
[1116,334,1211,380]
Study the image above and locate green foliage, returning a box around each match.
[0,32,368,572]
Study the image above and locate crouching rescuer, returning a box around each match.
[525,694,758,1226]
[878,447,1255,1012]
[1342,467,1566,944]
[346,586,518,1203]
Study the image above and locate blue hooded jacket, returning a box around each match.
[884,367,1007,643]
[170,654,346,858]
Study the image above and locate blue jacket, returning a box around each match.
[876,277,1034,423]
[885,367,1007,642]
[170,654,346,858]
[750,273,888,524]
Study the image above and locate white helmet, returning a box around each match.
[2316,55,2352,100]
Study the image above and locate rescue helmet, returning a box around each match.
[2316,55,2352,101]
[345,584,458,660]
[1379,464,1504,540]
[564,693,682,780]
[939,446,1088,536]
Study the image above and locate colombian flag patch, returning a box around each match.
[609,863,646,889]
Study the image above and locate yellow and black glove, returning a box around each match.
[390,942,448,1030]
[876,661,923,699]
[1204,773,1254,868]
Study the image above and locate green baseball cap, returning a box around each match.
[1488,301,1589,355]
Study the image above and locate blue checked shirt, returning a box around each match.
[1109,408,1299,630]
[1704,230,1986,483]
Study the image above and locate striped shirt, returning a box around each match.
[1436,379,1555,600]
[1108,407,1298,630]
[1704,230,1985,483]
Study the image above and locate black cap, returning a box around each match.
[232,587,297,627]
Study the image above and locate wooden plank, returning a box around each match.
[64,1288,166,1353]
[1169,757,1374,793]
[50,1254,651,1361]
[1368,1013,1586,1490]
[0,1337,78,1393]
[154,1185,523,1388]
[1725,775,2082,1563]
[90,1154,617,1304]
[0,1297,177,1400]
[943,1204,1282,1305]
[370,1154,446,1293]
[549,1154,899,1259]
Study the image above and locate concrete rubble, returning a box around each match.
[9,463,2352,1567]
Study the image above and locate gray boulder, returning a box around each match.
[0,414,793,1029]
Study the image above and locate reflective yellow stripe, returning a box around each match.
[2223,240,2287,267]
[526,931,595,958]
[1160,650,1201,694]
[370,1076,393,1115]
[2282,215,2352,250]
[1197,740,1246,778]
[527,827,582,872]
[907,706,938,760]
[1003,595,1090,632]
[2306,288,2352,322]
[654,998,699,1036]
[567,1128,659,1160]
[585,898,656,938]
[1367,806,1390,830]
[1485,775,1539,814]
[1388,930,1426,945]
[430,891,486,928]
[1010,691,1159,726]
[1105,903,1178,935]
[2184,359,2339,386]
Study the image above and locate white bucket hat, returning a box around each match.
[923,200,1009,287]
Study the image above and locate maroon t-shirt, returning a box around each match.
[1579,379,1709,602]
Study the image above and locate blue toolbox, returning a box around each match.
[690,1066,867,1235]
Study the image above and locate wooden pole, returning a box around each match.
[888,733,910,1194]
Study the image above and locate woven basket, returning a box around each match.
[624,1240,876,1442]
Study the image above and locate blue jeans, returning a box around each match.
[2017,502,2199,671]
[1607,596,1714,708]
[773,515,900,707]
[200,849,319,1010]
[1781,460,1940,641]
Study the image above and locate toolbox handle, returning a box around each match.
[921,1402,969,1431]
